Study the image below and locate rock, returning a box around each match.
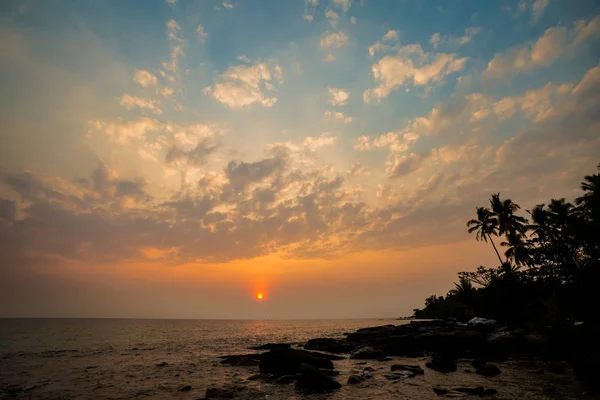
[350,347,385,360]
[295,362,342,391]
[220,354,261,367]
[384,371,415,380]
[249,343,291,350]
[347,375,364,384]
[363,366,375,372]
[464,369,472,373]
[573,353,600,392]
[476,363,501,377]
[413,330,485,357]
[468,317,497,326]
[483,388,498,396]
[306,352,345,361]
[155,361,168,367]
[377,357,393,362]
[472,358,486,368]
[304,338,357,354]
[426,355,457,373]
[246,374,263,381]
[204,385,265,399]
[391,364,424,375]
[346,325,396,342]
[433,386,489,397]
[355,361,367,365]
[274,374,298,384]
[318,369,340,376]
[178,385,192,392]
[259,348,334,375]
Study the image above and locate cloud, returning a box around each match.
[492,82,573,122]
[325,10,339,26]
[89,118,161,144]
[368,30,400,57]
[324,110,352,123]
[204,61,283,108]
[574,14,600,46]
[320,31,348,48]
[364,47,468,102]
[531,0,548,20]
[166,0,177,5]
[119,94,161,114]
[222,1,233,9]
[328,87,349,106]
[347,161,370,177]
[382,30,399,41]
[430,26,481,48]
[303,14,314,21]
[197,25,208,42]
[332,0,351,12]
[134,70,158,88]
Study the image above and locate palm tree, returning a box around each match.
[451,276,475,305]
[467,207,504,265]
[489,193,529,237]
[501,231,532,267]
[575,163,600,220]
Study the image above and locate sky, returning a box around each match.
[0,0,599,319]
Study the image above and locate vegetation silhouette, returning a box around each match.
[413,163,600,324]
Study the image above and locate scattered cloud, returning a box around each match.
[325,10,340,26]
[430,26,481,48]
[222,1,233,9]
[324,110,352,123]
[119,94,162,115]
[204,61,283,108]
[328,87,350,106]
[320,31,348,49]
[197,25,208,41]
[303,14,314,21]
[134,70,158,88]
[332,0,351,12]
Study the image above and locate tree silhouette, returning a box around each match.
[467,206,504,265]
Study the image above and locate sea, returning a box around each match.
[0,318,585,400]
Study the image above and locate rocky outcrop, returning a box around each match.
[426,354,457,373]
[476,363,501,377]
[391,364,424,375]
[249,343,291,350]
[219,354,261,366]
[350,347,385,360]
[259,348,334,375]
[304,338,357,353]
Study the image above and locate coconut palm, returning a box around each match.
[575,163,600,220]
[501,231,532,267]
[489,193,529,237]
[467,207,504,265]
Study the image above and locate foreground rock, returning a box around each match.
[426,355,457,373]
[476,363,501,377]
[204,385,265,399]
[350,346,385,360]
[219,354,261,366]
[295,363,342,391]
[433,386,497,397]
[259,349,334,375]
[391,364,424,375]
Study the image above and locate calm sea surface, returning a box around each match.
[0,319,584,399]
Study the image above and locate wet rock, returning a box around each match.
[433,386,490,397]
[468,317,497,326]
[472,358,486,368]
[304,338,357,354]
[346,325,396,342]
[573,353,600,392]
[318,369,340,376]
[483,388,498,396]
[295,362,342,391]
[347,374,364,384]
[377,357,393,362]
[220,354,261,367]
[249,343,291,350]
[204,385,265,399]
[350,347,385,360]
[178,385,192,392]
[414,330,485,357]
[155,361,168,367]
[384,371,415,380]
[259,348,334,375]
[274,374,298,384]
[391,364,424,375]
[476,363,501,377]
[426,355,457,373]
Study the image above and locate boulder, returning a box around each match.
[259,348,333,375]
[296,363,342,391]
[178,385,192,392]
[346,325,396,342]
[155,361,168,367]
[468,317,497,326]
[274,374,298,384]
[347,374,364,384]
[249,343,291,350]
[350,347,385,360]
[304,338,357,354]
[426,355,457,373]
[384,371,414,380]
[413,330,485,357]
[391,364,424,375]
[476,363,501,377]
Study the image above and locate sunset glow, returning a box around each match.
[0,0,599,320]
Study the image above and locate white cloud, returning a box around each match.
[324,110,352,123]
[574,14,600,45]
[382,30,399,41]
[531,0,548,20]
[332,0,351,12]
[197,25,208,41]
[304,133,338,154]
[204,61,283,108]
[350,16,356,24]
[347,161,370,177]
[134,70,158,88]
[430,26,481,49]
[328,87,350,106]
[119,94,162,115]
[364,48,468,102]
[303,14,314,21]
[166,19,181,41]
[165,0,177,5]
[89,118,161,144]
[325,10,340,26]
[320,31,348,48]
[306,0,319,5]
[159,87,174,98]
[222,1,233,9]
[368,30,400,56]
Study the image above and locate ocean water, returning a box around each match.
[0,319,584,399]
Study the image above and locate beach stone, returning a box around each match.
[391,364,424,375]
[347,374,364,384]
[350,347,385,360]
[476,363,501,377]
[178,385,192,392]
[249,343,290,350]
[155,361,168,367]
[426,355,457,373]
[259,348,333,375]
[346,325,396,342]
[295,363,342,391]
[384,371,415,380]
[304,338,357,354]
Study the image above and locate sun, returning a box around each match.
[256,292,264,300]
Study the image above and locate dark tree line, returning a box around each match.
[413,163,600,324]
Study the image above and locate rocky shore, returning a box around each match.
[203,318,600,399]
